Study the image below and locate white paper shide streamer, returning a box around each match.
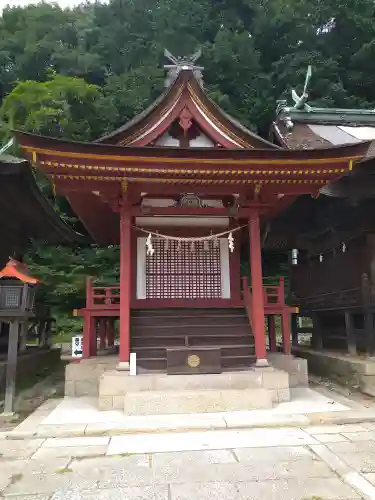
[141,225,245,257]
[146,233,154,256]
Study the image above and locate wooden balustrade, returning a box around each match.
[241,275,296,355]
[85,278,120,307]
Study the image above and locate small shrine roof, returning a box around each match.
[272,67,375,154]
[0,152,82,265]
[0,259,39,284]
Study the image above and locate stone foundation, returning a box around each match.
[65,356,117,397]
[98,367,290,413]
[293,346,375,396]
[65,356,292,414]
[268,353,308,387]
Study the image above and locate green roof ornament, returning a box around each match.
[276,65,375,129]
[0,138,14,156]
[291,65,312,110]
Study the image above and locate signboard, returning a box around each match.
[72,335,83,358]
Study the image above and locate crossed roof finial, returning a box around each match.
[163,48,204,88]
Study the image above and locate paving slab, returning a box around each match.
[70,454,149,470]
[342,430,375,441]
[309,442,375,498]
[85,413,226,435]
[170,481,239,500]
[233,445,314,462]
[305,423,368,434]
[107,428,317,455]
[326,440,375,455]
[69,454,154,488]
[152,458,333,484]
[50,485,169,500]
[2,496,52,500]
[151,449,236,467]
[2,470,97,496]
[32,444,108,460]
[41,436,109,448]
[314,433,349,443]
[223,412,310,429]
[0,439,44,459]
[0,457,71,476]
[35,424,88,438]
[235,478,361,499]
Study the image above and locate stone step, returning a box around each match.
[132,315,249,327]
[134,345,255,359]
[123,388,273,415]
[131,325,251,336]
[132,334,253,348]
[132,308,247,318]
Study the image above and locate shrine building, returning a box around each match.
[15,53,371,405]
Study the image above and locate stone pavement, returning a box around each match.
[3,423,375,498]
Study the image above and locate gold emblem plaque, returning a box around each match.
[187,354,201,368]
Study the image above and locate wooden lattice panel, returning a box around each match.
[146,240,222,299]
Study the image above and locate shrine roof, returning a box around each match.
[0,153,82,266]
[16,129,370,163]
[272,68,375,153]
[96,68,277,149]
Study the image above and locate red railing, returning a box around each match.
[86,277,120,307]
[263,277,285,307]
[85,275,288,310]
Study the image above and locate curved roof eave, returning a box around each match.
[96,69,278,149]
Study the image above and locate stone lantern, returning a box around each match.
[0,259,39,415]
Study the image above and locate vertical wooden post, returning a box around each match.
[86,276,93,307]
[267,315,277,352]
[364,312,375,357]
[99,318,106,350]
[291,313,299,347]
[345,311,357,356]
[230,225,242,303]
[83,277,96,358]
[107,319,115,348]
[278,276,291,355]
[4,320,19,415]
[118,207,132,370]
[19,321,28,352]
[248,211,268,366]
[311,313,323,350]
[83,312,96,358]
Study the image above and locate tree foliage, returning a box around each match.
[1,0,375,333]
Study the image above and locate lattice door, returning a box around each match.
[145,240,222,299]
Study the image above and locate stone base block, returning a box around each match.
[123,388,273,415]
[98,367,290,412]
[65,356,118,397]
[268,353,308,387]
[293,346,375,394]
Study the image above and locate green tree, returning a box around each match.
[0,74,116,140]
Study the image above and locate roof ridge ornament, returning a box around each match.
[164,48,204,88]
[277,65,312,131]
[0,137,14,155]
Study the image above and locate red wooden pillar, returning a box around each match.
[99,318,106,350]
[83,313,96,358]
[118,207,132,369]
[249,211,268,366]
[107,319,115,348]
[267,315,277,352]
[83,277,97,358]
[279,277,291,354]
